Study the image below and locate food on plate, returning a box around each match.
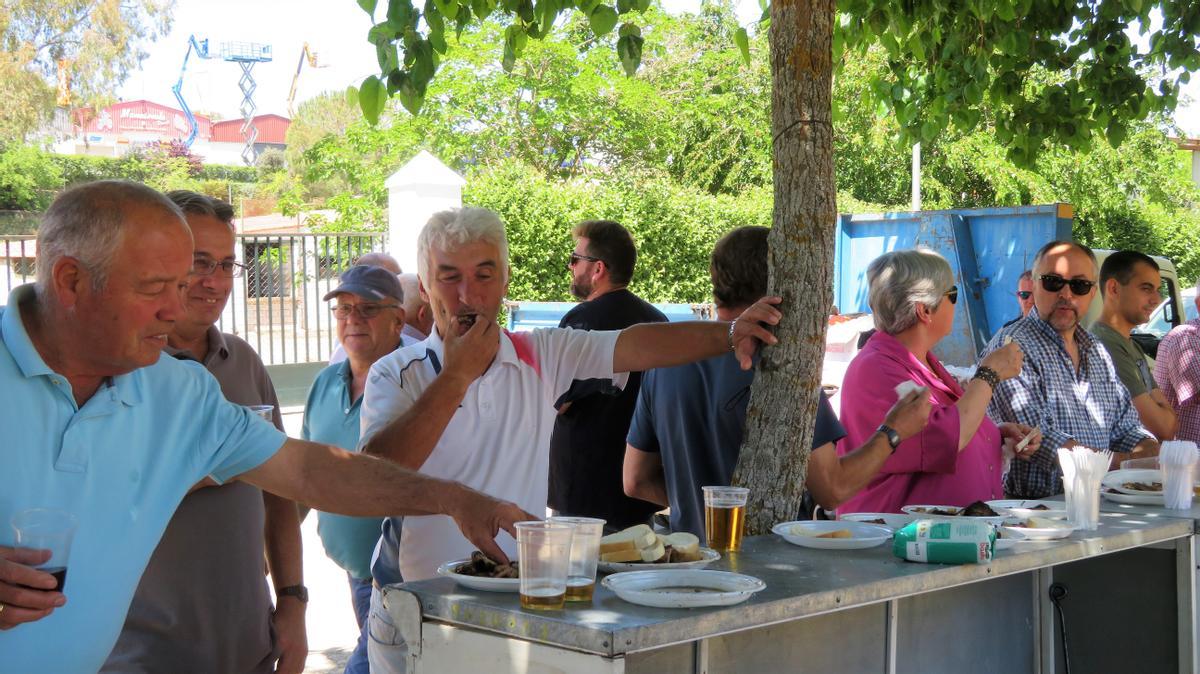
[862,518,888,525]
[1122,481,1163,492]
[960,501,1000,517]
[1029,504,1050,511]
[454,551,519,578]
[814,529,852,539]
[599,525,704,564]
[908,506,962,516]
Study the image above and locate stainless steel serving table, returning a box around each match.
[380,512,1193,673]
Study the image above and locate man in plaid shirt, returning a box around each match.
[983,241,1157,498]
[1155,285,1200,443]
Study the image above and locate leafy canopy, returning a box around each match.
[356,0,1200,163]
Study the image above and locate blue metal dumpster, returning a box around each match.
[834,203,1074,367]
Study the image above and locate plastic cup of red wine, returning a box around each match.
[11,508,77,592]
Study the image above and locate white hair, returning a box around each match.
[38,180,186,290]
[867,248,956,335]
[417,207,510,283]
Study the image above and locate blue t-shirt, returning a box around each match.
[303,360,384,581]
[627,352,846,540]
[0,286,287,673]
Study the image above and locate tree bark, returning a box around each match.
[731,0,836,535]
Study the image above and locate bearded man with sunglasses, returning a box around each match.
[985,241,1158,499]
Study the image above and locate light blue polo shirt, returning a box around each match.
[305,359,385,581]
[0,285,287,673]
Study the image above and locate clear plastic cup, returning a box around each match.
[548,516,605,602]
[703,486,749,551]
[515,521,574,610]
[11,508,78,591]
[245,404,275,422]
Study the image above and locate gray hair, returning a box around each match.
[38,180,186,290]
[166,190,235,227]
[867,248,956,335]
[417,207,509,283]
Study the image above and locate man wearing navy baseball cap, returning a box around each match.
[311,264,409,673]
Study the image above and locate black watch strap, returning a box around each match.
[277,584,309,603]
[877,424,902,453]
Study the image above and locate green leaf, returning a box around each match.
[617,0,634,13]
[995,0,1016,22]
[617,30,644,76]
[588,5,618,37]
[358,75,386,125]
[387,0,413,27]
[358,0,379,16]
[471,0,494,19]
[909,34,925,62]
[430,29,448,54]
[431,0,459,20]
[345,84,359,108]
[733,27,750,66]
[635,0,650,12]
[1106,119,1127,148]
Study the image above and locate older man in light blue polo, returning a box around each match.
[0,180,534,672]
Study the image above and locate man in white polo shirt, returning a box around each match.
[359,207,781,671]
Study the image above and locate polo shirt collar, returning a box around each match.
[426,326,519,371]
[2,284,143,406]
[164,325,230,363]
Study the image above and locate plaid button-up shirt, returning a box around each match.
[983,314,1154,498]
[1154,318,1200,443]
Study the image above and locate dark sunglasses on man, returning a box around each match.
[1037,274,1095,296]
[1016,291,1032,300]
[567,252,603,269]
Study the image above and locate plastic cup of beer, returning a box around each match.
[11,508,78,592]
[515,521,574,610]
[703,486,749,552]
[548,516,605,602]
[245,404,274,422]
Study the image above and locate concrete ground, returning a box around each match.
[278,409,361,674]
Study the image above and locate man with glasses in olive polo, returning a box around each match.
[105,191,308,674]
[982,240,1158,499]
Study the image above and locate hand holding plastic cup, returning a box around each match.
[548,516,605,602]
[703,486,749,551]
[11,508,78,591]
[515,521,574,610]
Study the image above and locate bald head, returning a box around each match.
[355,252,402,275]
[38,180,188,291]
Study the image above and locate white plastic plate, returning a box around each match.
[1102,469,1163,496]
[601,570,765,609]
[772,520,893,550]
[436,559,521,593]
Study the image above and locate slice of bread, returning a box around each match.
[600,548,645,563]
[662,532,702,561]
[600,524,656,555]
[815,529,852,539]
[639,540,667,562]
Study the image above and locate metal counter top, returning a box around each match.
[387,513,1192,657]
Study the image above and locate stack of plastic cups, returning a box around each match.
[1161,440,1199,510]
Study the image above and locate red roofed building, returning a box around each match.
[52,99,289,166]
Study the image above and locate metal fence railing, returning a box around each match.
[1,232,387,366]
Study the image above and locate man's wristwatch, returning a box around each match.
[276,585,309,603]
[876,424,902,453]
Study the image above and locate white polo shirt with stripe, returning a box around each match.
[360,326,626,582]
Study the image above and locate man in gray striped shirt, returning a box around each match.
[983,241,1157,499]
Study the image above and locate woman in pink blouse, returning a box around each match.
[838,249,1038,514]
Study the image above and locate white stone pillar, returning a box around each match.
[386,151,466,275]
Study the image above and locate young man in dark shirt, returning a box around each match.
[549,220,667,530]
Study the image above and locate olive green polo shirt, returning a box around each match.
[1092,321,1156,398]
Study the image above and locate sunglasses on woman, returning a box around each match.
[944,286,958,304]
[1037,274,1095,296]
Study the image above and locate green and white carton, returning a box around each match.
[892,519,995,564]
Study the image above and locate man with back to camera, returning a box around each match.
[623,226,933,538]
[550,219,667,531]
[1155,282,1200,443]
[102,190,306,673]
[0,180,533,673]
[1091,250,1177,441]
[984,241,1157,498]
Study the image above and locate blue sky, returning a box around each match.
[117,0,1200,137]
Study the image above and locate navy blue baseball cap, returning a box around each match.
[323,265,404,302]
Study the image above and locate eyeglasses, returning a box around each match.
[1017,291,1032,300]
[567,252,603,269]
[944,286,958,305]
[330,303,399,319]
[1037,274,1095,296]
[193,256,246,278]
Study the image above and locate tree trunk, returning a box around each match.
[731,0,836,535]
